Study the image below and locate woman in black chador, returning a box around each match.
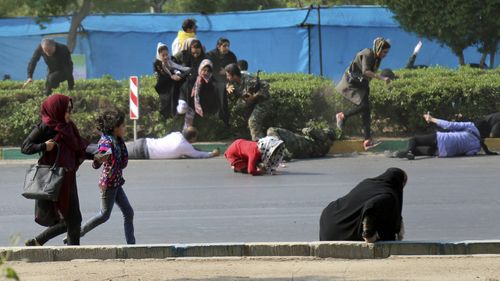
[153,42,190,119]
[319,168,407,242]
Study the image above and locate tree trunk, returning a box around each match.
[67,0,92,53]
[490,50,496,69]
[150,0,166,13]
[457,51,465,66]
[479,51,488,68]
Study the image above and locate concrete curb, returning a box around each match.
[2,241,500,262]
[2,139,499,160]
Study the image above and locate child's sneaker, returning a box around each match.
[406,150,415,160]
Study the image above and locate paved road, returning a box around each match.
[1,154,499,246]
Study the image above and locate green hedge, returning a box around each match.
[0,67,498,146]
[368,66,500,136]
[0,73,334,146]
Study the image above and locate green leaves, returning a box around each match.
[0,68,498,143]
[383,0,499,66]
[369,67,500,135]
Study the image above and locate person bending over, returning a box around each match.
[320,168,407,243]
[225,136,285,176]
[24,38,74,96]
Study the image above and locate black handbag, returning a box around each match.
[22,143,65,201]
[347,69,368,88]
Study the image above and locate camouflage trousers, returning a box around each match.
[266,127,335,159]
[248,100,272,141]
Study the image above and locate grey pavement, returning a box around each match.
[1,154,499,246]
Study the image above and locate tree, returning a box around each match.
[163,0,284,14]
[383,0,499,66]
[14,0,158,53]
[471,2,499,68]
[287,0,382,7]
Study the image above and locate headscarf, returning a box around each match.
[319,168,406,241]
[475,112,500,138]
[156,42,190,76]
[191,59,213,117]
[257,136,285,174]
[372,37,391,71]
[40,94,89,169]
[40,94,89,218]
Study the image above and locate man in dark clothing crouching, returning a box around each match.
[23,38,74,95]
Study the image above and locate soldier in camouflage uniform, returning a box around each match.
[267,127,336,159]
[225,63,271,141]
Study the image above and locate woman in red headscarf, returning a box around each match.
[21,94,90,246]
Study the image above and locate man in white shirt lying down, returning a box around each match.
[126,126,219,159]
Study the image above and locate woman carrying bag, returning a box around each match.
[21,94,90,246]
[335,37,392,150]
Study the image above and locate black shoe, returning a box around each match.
[394,150,408,158]
[25,238,41,246]
[406,151,415,160]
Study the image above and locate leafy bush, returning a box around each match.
[0,73,335,145]
[0,67,498,146]
[369,66,500,136]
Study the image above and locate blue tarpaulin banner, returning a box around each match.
[0,6,496,82]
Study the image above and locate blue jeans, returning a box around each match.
[81,186,135,244]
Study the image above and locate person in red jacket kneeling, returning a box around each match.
[225,136,285,176]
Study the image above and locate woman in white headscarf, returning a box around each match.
[335,37,392,150]
[153,42,190,119]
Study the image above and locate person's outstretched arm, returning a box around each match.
[180,141,212,158]
[424,113,476,131]
[23,45,43,88]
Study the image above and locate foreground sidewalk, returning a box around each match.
[2,240,500,261]
[6,255,500,281]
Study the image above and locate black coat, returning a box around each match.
[180,77,219,116]
[153,60,187,119]
[319,168,406,241]
[27,42,73,78]
[22,122,92,227]
[206,49,237,82]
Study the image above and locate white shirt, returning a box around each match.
[146,132,211,159]
[171,37,181,57]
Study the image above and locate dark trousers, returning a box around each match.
[81,186,135,244]
[344,93,371,140]
[215,81,230,127]
[407,132,437,156]
[45,71,74,96]
[125,138,149,159]
[35,181,82,245]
